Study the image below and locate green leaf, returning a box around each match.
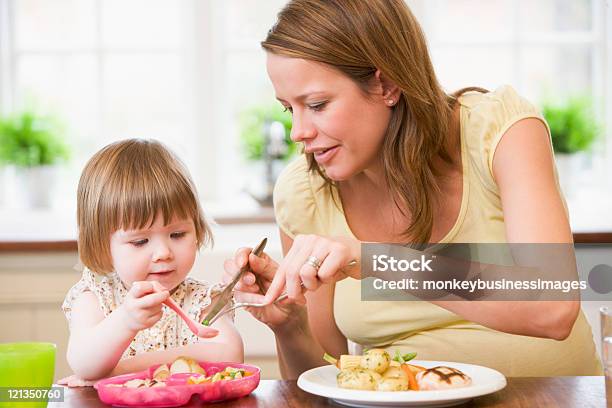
[393,349,405,364]
[392,350,417,364]
[402,352,417,362]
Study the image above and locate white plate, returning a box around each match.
[297,360,506,408]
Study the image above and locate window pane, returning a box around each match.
[15,54,99,147]
[431,46,515,91]
[15,54,100,210]
[404,0,426,21]
[519,45,593,100]
[14,0,96,50]
[102,54,188,146]
[227,52,275,111]
[225,0,288,42]
[214,52,277,198]
[518,0,593,33]
[429,0,514,42]
[101,0,182,49]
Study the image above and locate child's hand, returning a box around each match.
[119,281,170,332]
[57,374,98,387]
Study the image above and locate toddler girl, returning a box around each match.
[60,139,243,385]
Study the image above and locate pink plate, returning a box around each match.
[94,362,260,407]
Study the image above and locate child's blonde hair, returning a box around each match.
[77,138,212,274]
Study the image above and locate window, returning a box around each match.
[201,0,288,201]
[0,0,198,209]
[416,0,611,208]
[0,0,609,213]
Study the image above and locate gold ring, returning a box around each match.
[306,255,322,270]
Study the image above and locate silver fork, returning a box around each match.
[206,259,358,325]
[205,292,293,326]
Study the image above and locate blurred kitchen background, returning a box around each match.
[0,0,610,380]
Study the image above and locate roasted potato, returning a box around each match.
[360,349,390,374]
[337,368,382,391]
[377,366,409,391]
[377,377,409,391]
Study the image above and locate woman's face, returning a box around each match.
[266,53,392,181]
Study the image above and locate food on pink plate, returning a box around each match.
[95,361,261,407]
[187,374,210,385]
[211,366,251,381]
[170,356,206,375]
[108,378,167,388]
[189,360,206,375]
[152,363,170,381]
[188,366,253,385]
[110,357,209,388]
[109,357,254,389]
[416,366,472,390]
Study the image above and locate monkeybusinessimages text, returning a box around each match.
[370,255,587,294]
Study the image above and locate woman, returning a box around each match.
[225,0,602,379]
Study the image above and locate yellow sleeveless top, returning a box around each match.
[273,85,602,376]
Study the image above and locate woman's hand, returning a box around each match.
[118,281,169,332]
[263,235,361,305]
[223,248,300,329]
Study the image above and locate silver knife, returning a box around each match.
[202,237,267,326]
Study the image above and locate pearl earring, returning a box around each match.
[386,99,394,106]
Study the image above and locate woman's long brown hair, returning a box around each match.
[263,0,484,245]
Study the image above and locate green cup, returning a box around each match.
[0,342,56,408]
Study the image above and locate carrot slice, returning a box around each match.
[401,363,419,391]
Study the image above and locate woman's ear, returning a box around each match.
[374,69,401,107]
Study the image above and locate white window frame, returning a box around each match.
[605,0,612,189]
[419,0,610,185]
[0,0,220,200]
[1,0,610,203]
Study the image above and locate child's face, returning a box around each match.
[109,213,198,291]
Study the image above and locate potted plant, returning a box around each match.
[0,111,70,208]
[239,103,296,206]
[541,95,599,196]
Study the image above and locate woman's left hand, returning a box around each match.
[263,234,361,305]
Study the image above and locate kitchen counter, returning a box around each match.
[2,187,612,250]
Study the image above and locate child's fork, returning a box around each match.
[163,296,219,338]
[149,281,219,337]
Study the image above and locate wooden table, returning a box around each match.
[48,377,607,407]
